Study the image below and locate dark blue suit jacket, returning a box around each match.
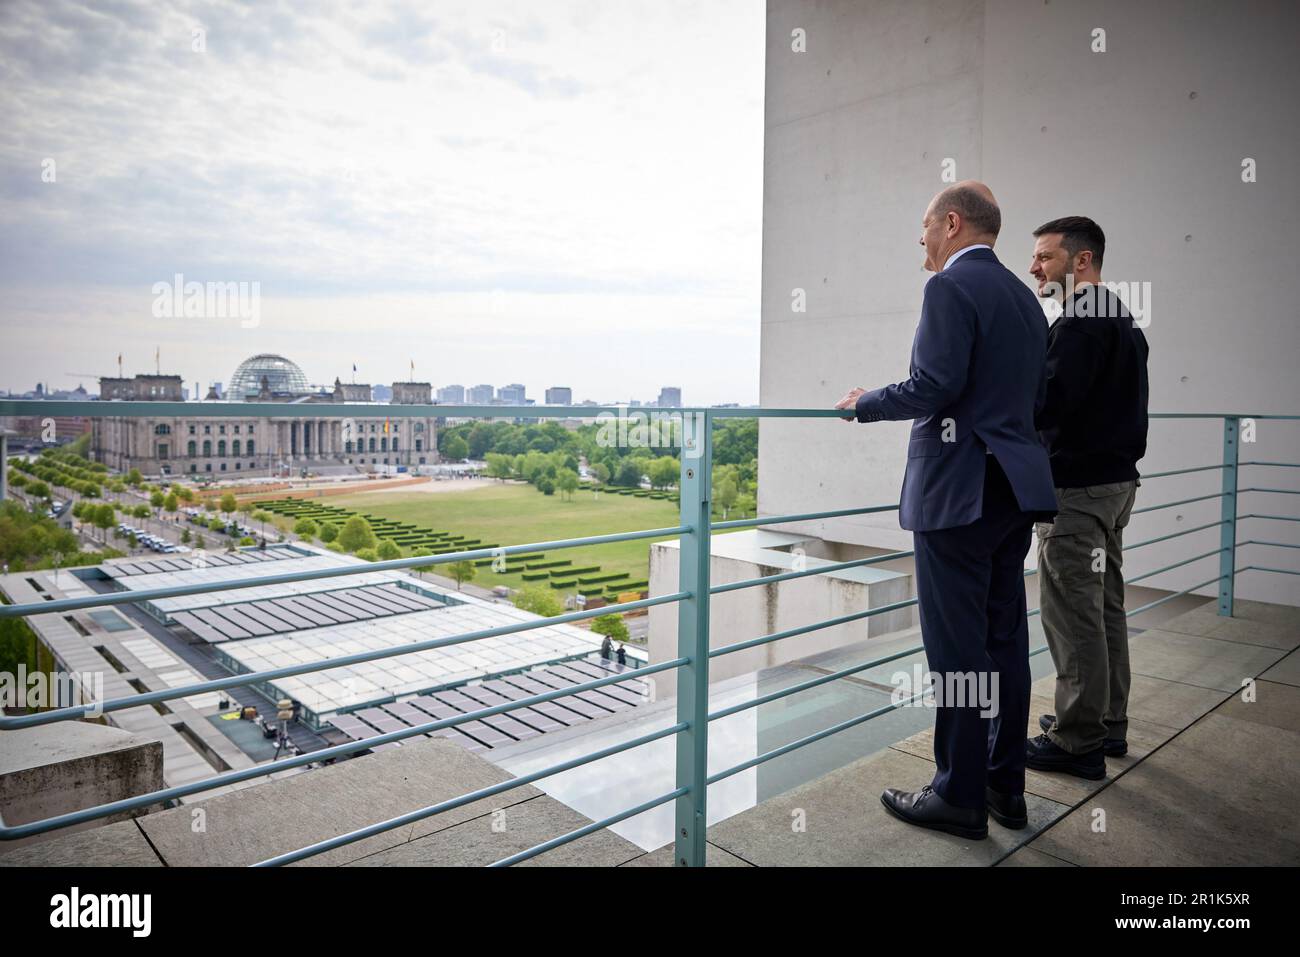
[854,247,1057,532]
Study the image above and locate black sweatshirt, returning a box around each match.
[1035,283,1150,488]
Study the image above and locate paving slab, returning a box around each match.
[996,846,1077,867]
[0,820,162,867]
[1026,711,1300,866]
[620,841,754,867]
[1156,603,1300,650]
[889,690,1179,807]
[136,737,542,866]
[347,794,642,866]
[1213,679,1300,734]
[1127,629,1288,692]
[705,746,1066,866]
[1259,650,1300,689]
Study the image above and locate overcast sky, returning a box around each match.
[0,0,764,405]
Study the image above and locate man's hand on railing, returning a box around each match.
[835,387,867,422]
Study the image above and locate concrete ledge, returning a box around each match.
[0,722,163,852]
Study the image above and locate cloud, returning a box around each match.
[0,0,763,404]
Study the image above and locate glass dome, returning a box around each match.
[229,354,309,397]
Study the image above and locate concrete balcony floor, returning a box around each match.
[693,597,1300,867]
[2,597,1296,867]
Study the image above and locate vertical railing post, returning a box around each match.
[674,409,712,866]
[1219,416,1239,616]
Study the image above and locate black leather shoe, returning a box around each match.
[1039,714,1128,756]
[985,786,1028,829]
[1025,733,1106,779]
[880,785,988,840]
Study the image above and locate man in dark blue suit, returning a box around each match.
[836,181,1057,840]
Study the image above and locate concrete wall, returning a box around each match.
[759,0,1300,604]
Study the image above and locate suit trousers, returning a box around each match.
[1036,480,1139,753]
[913,455,1035,809]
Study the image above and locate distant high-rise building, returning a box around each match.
[467,384,494,404]
[497,383,526,405]
[211,381,224,399]
[545,386,572,405]
[437,384,466,404]
[658,387,682,408]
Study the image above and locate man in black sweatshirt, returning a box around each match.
[1026,216,1149,779]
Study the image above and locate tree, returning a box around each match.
[590,461,609,485]
[409,545,434,577]
[590,613,630,643]
[253,510,273,537]
[556,469,580,500]
[613,459,643,487]
[163,492,179,515]
[92,503,116,542]
[317,521,338,543]
[648,456,679,490]
[443,434,469,461]
[126,468,143,487]
[715,475,739,520]
[150,490,165,513]
[485,453,514,482]
[376,539,402,561]
[293,518,319,541]
[337,515,377,553]
[354,547,378,562]
[513,584,563,618]
[219,492,238,517]
[447,559,476,590]
[181,528,191,545]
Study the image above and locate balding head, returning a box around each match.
[919,180,1002,272]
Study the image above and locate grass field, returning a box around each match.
[328,480,733,594]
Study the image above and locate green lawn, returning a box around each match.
[329,481,730,594]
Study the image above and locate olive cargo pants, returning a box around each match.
[1036,480,1139,754]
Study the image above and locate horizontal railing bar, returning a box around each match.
[1240,487,1300,495]
[1239,565,1300,576]
[0,591,689,730]
[708,595,920,660]
[1125,575,1222,617]
[709,641,928,721]
[1240,461,1300,468]
[706,644,1057,785]
[1125,520,1227,550]
[1123,547,1226,585]
[710,549,915,595]
[711,503,899,531]
[0,527,690,621]
[1238,540,1300,550]
[489,787,688,867]
[1240,513,1300,522]
[1140,464,1226,479]
[3,402,1292,420]
[0,656,690,840]
[255,722,690,866]
[1130,491,1228,515]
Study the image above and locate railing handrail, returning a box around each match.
[0,407,1295,866]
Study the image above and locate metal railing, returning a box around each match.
[0,403,1296,866]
